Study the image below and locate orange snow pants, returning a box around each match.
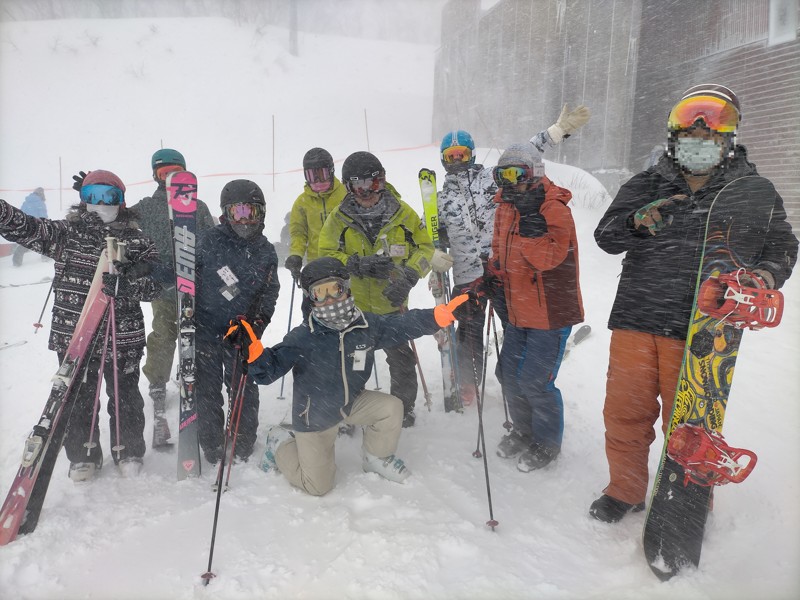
[602,329,685,505]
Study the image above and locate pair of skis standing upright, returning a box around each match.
[0,172,202,545]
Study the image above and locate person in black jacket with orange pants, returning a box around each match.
[195,179,280,464]
[590,84,798,523]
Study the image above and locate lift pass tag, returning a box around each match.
[389,244,406,258]
[217,265,239,286]
[352,349,367,371]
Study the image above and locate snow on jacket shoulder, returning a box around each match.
[195,224,280,339]
[248,308,440,432]
[288,178,347,261]
[317,191,434,315]
[491,177,584,330]
[0,200,161,357]
[594,147,798,339]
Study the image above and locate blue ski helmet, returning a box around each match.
[440,130,475,172]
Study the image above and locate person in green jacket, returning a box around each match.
[318,151,434,427]
[283,148,348,282]
[128,148,215,447]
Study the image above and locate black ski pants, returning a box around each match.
[385,342,417,415]
[196,334,260,460]
[60,350,146,465]
[452,281,488,388]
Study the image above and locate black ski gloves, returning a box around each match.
[514,184,548,239]
[284,255,302,282]
[346,253,395,280]
[383,266,419,307]
[72,171,87,192]
[101,260,153,298]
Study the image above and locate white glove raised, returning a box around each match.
[546,104,591,144]
[430,249,454,273]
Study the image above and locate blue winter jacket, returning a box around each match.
[196,223,280,340]
[248,309,440,432]
[20,192,47,218]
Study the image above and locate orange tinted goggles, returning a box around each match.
[156,164,184,180]
[442,145,473,164]
[307,278,350,304]
[668,95,739,133]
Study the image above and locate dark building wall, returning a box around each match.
[434,0,800,225]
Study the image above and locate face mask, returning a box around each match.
[675,137,723,175]
[311,296,358,330]
[86,204,120,224]
[230,222,262,240]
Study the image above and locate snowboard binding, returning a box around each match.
[697,269,784,329]
[667,424,757,487]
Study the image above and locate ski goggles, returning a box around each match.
[155,164,184,181]
[441,145,473,165]
[347,172,385,197]
[306,277,350,304]
[224,202,265,224]
[305,167,333,184]
[80,184,125,206]
[492,164,543,188]
[668,95,740,133]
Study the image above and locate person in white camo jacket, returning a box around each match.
[435,104,590,406]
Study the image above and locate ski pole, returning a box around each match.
[277,280,298,400]
[84,307,113,457]
[202,347,244,584]
[106,238,126,461]
[465,321,498,530]
[408,338,432,411]
[473,303,494,457]
[372,361,381,390]
[224,362,248,490]
[489,303,512,431]
[33,281,54,333]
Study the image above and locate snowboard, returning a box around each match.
[642,176,779,580]
[419,168,461,413]
[167,171,201,480]
[0,239,116,544]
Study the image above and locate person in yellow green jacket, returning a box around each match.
[284,148,347,281]
[318,151,434,427]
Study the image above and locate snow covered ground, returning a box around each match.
[1,16,799,600]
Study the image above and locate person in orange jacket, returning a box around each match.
[489,143,584,472]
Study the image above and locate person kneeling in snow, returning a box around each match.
[226,257,479,496]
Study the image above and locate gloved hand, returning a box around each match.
[347,253,395,280]
[546,104,591,143]
[383,266,419,307]
[632,194,687,236]
[224,316,264,364]
[284,255,302,282]
[102,272,134,298]
[514,184,548,238]
[72,171,88,192]
[434,291,483,327]
[430,249,454,273]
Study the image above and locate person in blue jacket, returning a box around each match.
[195,179,280,464]
[12,187,48,266]
[226,257,478,496]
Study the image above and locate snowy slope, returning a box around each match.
[1,17,799,600]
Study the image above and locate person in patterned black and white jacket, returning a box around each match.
[435,104,590,406]
[0,169,161,481]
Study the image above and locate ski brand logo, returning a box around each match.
[174,227,195,295]
[182,459,195,472]
[169,179,198,212]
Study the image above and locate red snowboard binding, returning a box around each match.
[667,424,758,487]
[698,269,784,329]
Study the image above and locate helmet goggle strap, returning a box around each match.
[224,202,265,224]
[442,145,473,165]
[492,164,543,188]
[155,164,185,181]
[80,184,125,206]
[305,167,333,184]
[305,277,350,304]
[668,95,739,133]
[347,171,385,197]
